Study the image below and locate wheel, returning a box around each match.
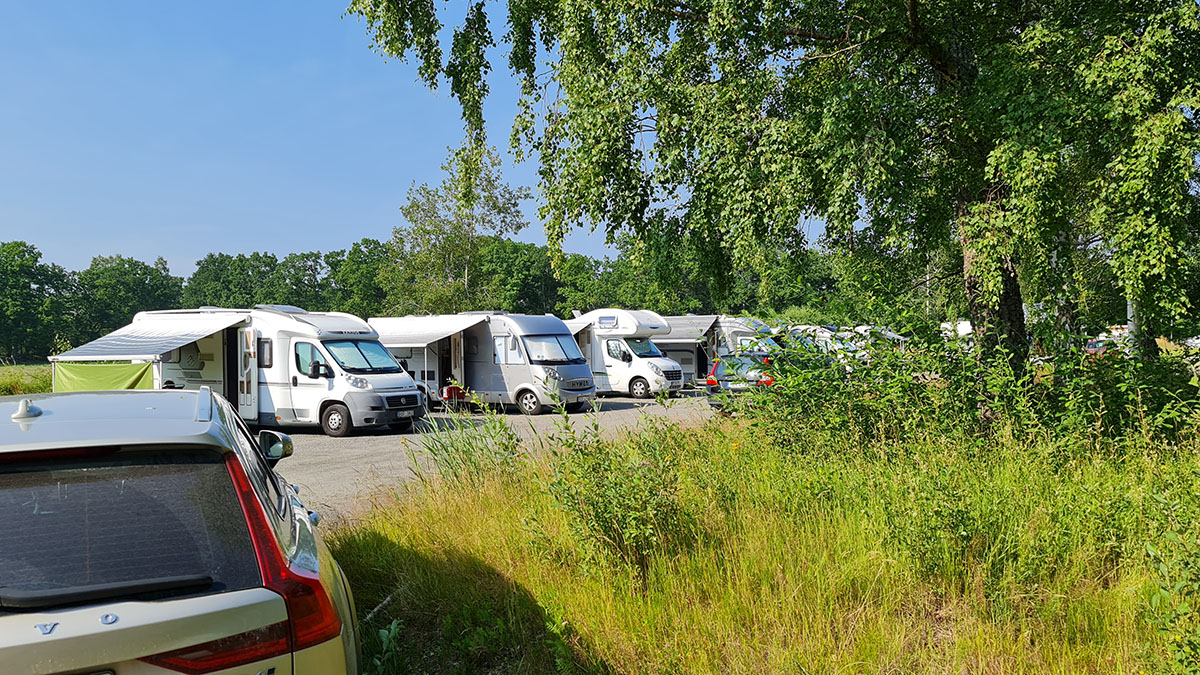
[565,401,587,413]
[321,403,352,437]
[517,390,543,415]
[630,377,651,399]
[388,419,414,433]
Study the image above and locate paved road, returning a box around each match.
[276,392,713,522]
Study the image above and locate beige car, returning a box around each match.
[0,388,359,674]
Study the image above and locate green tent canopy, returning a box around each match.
[53,362,154,392]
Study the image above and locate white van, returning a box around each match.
[565,309,684,398]
[49,305,425,436]
[369,312,596,415]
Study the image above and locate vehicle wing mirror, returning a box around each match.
[623,351,633,363]
[308,361,332,378]
[398,359,409,372]
[258,430,294,467]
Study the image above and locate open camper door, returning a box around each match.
[237,327,258,420]
[450,332,465,384]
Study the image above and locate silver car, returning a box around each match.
[0,388,359,674]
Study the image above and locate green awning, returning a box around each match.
[53,362,154,392]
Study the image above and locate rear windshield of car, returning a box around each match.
[0,447,260,611]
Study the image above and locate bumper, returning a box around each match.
[555,386,596,405]
[651,376,685,393]
[344,391,427,427]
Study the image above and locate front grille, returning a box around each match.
[664,370,682,381]
[385,394,419,408]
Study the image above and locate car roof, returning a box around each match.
[0,389,234,453]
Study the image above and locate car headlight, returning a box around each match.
[344,374,372,389]
[541,369,561,382]
[648,363,663,377]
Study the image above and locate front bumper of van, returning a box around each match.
[555,385,596,405]
[345,391,426,427]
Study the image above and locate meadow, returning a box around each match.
[0,363,52,396]
[330,345,1200,673]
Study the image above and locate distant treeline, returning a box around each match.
[0,237,840,361]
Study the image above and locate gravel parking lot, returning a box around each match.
[275,392,713,522]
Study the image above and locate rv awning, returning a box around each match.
[369,315,489,348]
[50,313,247,362]
[656,315,718,344]
[564,321,589,336]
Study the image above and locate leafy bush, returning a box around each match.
[413,395,522,490]
[546,421,693,582]
[1147,493,1200,673]
[0,364,52,396]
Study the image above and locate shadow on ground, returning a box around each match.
[331,529,611,674]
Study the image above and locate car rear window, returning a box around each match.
[0,447,261,611]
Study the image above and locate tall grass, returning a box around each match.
[0,364,52,396]
[332,408,1199,672]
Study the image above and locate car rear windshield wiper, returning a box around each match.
[0,574,213,609]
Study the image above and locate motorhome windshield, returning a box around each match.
[626,337,663,358]
[322,339,402,374]
[523,335,586,365]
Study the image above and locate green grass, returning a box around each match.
[331,413,1199,673]
[0,364,52,396]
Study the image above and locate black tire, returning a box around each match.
[630,377,651,399]
[321,403,352,437]
[388,419,414,433]
[517,390,543,415]
[565,401,587,413]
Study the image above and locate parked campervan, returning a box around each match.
[565,309,684,398]
[369,312,596,415]
[48,305,425,436]
[659,314,781,383]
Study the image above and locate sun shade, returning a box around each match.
[368,315,489,348]
[656,315,719,343]
[50,312,247,362]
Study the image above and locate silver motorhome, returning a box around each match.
[49,305,425,436]
[658,315,780,383]
[369,312,596,414]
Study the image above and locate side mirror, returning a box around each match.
[259,430,294,467]
[398,359,409,372]
[622,351,633,363]
[308,361,332,379]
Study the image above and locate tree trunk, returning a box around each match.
[962,241,1029,377]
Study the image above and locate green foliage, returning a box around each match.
[73,255,182,341]
[380,147,531,315]
[413,396,523,490]
[0,365,52,396]
[546,419,691,582]
[349,0,1200,366]
[0,241,72,360]
[1147,492,1200,673]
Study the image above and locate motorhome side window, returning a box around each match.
[295,342,321,373]
[258,338,272,368]
[465,336,478,355]
[508,337,525,364]
[493,337,506,365]
[606,340,626,359]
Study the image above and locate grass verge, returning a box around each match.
[331,412,1199,673]
[0,364,51,396]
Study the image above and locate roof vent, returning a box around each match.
[11,399,42,422]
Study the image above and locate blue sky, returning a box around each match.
[0,1,608,276]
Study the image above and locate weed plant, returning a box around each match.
[0,364,52,396]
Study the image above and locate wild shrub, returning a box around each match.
[413,395,522,490]
[546,421,693,583]
[0,364,52,396]
[1147,492,1200,673]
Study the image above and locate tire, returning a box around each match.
[517,390,543,415]
[565,401,587,413]
[630,377,651,399]
[388,419,414,433]
[321,403,352,437]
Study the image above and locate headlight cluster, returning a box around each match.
[541,369,562,382]
[344,373,372,389]
[648,363,664,377]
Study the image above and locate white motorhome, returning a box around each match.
[565,309,684,398]
[369,312,596,415]
[49,305,425,436]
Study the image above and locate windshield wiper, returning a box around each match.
[0,574,213,609]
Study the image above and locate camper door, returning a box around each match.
[237,327,258,420]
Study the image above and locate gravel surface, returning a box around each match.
[275,392,713,522]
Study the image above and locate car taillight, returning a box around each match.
[139,622,289,674]
[139,455,342,674]
[224,454,343,651]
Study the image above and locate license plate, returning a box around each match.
[395,409,414,418]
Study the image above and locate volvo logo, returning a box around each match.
[35,622,58,635]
